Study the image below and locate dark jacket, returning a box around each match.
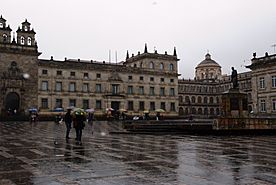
[64,112,72,123]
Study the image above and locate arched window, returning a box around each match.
[0,23,3,28]
[149,62,154,69]
[197,96,202,103]
[191,96,195,103]
[198,108,203,115]
[204,108,208,115]
[204,97,208,103]
[192,108,196,114]
[216,97,220,104]
[185,96,190,103]
[27,37,32,46]
[179,96,183,103]
[169,63,174,71]
[216,108,220,115]
[210,108,214,115]
[134,64,137,68]
[20,36,25,45]
[140,62,143,68]
[3,34,7,42]
[185,108,189,115]
[160,63,164,70]
[210,97,214,104]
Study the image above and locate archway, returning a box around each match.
[5,92,20,112]
[179,107,184,115]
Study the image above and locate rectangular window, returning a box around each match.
[83,99,89,109]
[56,82,62,92]
[272,76,276,88]
[140,76,144,81]
[170,102,176,111]
[160,87,165,96]
[41,81,48,91]
[69,99,76,107]
[56,99,63,108]
[272,99,276,111]
[128,76,133,80]
[260,99,266,112]
[112,84,119,95]
[170,79,174,83]
[84,73,89,79]
[139,101,144,111]
[128,101,134,111]
[139,86,144,95]
[259,77,265,89]
[57,70,62,76]
[170,88,175,96]
[128,86,133,95]
[149,87,155,96]
[160,78,164,83]
[41,98,48,109]
[150,77,154,82]
[70,71,75,77]
[150,102,155,111]
[96,73,101,79]
[161,102,166,111]
[69,82,76,92]
[96,100,101,109]
[83,83,89,92]
[42,69,48,75]
[96,84,101,93]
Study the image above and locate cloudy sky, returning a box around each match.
[1,0,276,78]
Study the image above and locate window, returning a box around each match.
[128,86,133,94]
[112,84,119,95]
[149,62,154,69]
[128,101,134,111]
[139,101,144,111]
[41,81,48,91]
[170,88,175,96]
[210,97,214,104]
[3,34,7,42]
[56,99,63,108]
[42,69,48,75]
[160,87,165,96]
[169,63,174,71]
[70,72,75,77]
[140,76,144,81]
[41,98,48,109]
[83,99,89,109]
[83,83,89,92]
[260,99,266,112]
[170,102,176,111]
[150,77,154,82]
[272,99,276,111]
[128,76,133,80]
[259,77,265,89]
[198,96,202,103]
[160,78,164,83]
[69,99,76,107]
[170,79,174,83]
[0,23,3,28]
[96,73,101,79]
[149,87,155,96]
[204,97,208,103]
[161,102,166,111]
[27,37,32,46]
[84,73,89,79]
[160,63,164,70]
[272,76,276,88]
[57,70,62,75]
[139,86,144,95]
[20,36,25,45]
[55,82,62,92]
[150,102,155,111]
[96,84,101,93]
[69,82,76,92]
[96,100,102,109]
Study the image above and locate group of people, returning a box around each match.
[63,108,90,145]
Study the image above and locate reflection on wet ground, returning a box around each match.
[1,121,276,184]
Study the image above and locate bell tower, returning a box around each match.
[0,15,12,43]
[16,19,36,46]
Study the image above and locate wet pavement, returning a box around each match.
[1,121,276,185]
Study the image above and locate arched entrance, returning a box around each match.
[179,107,184,115]
[5,92,20,112]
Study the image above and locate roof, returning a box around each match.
[196,53,221,68]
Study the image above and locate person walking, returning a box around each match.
[74,112,86,145]
[64,108,72,140]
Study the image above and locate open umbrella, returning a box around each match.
[106,108,114,111]
[53,107,64,112]
[143,110,149,113]
[28,108,38,112]
[72,108,86,116]
[155,109,165,112]
[119,108,127,112]
[85,108,95,113]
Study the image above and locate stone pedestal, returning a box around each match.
[221,88,248,118]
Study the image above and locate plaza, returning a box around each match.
[1,121,276,185]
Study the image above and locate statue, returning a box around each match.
[231,67,238,88]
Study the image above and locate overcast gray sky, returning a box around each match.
[2,0,276,78]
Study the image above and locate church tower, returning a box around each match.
[16,19,36,46]
[0,15,12,43]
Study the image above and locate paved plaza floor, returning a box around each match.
[1,121,276,185]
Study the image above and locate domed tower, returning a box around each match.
[195,53,222,81]
[0,15,12,43]
[16,19,36,46]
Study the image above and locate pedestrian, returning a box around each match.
[64,108,72,140]
[74,112,86,145]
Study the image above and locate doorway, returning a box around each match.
[111,101,120,111]
[5,92,20,112]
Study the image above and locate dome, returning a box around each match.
[196,53,221,68]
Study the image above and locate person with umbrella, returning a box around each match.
[64,108,73,140]
[73,109,86,145]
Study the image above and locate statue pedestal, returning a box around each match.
[221,88,248,118]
